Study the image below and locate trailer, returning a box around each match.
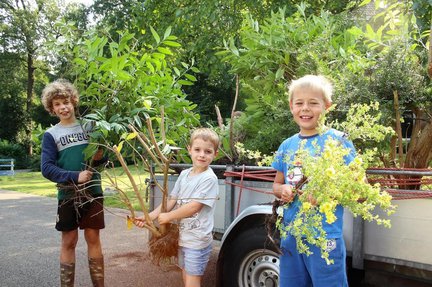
[151,164,432,287]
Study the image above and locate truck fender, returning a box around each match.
[216,204,281,287]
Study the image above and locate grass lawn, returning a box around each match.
[0,166,151,211]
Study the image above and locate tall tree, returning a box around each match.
[90,0,362,123]
[0,0,82,154]
[345,0,432,169]
[1,0,48,153]
[0,54,26,141]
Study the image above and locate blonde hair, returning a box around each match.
[189,128,220,152]
[41,79,79,115]
[287,75,333,105]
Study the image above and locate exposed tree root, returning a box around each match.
[148,224,179,266]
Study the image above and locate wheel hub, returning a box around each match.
[240,250,280,287]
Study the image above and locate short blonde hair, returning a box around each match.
[287,75,333,105]
[189,128,220,152]
[41,79,79,116]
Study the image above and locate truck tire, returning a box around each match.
[222,226,280,287]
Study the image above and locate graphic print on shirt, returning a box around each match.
[46,122,92,153]
[188,213,201,229]
[177,199,201,232]
[58,131,89,147]
[286,161,303,186]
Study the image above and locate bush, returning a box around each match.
[0,140,31,169]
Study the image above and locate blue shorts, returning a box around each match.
[178,244,212,276]
[279,235,348,287]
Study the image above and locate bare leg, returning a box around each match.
[85,228,104,287]
[182,270,202,287]
[60,230,78,286]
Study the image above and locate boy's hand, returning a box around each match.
[307,194,317,206]
[133,217,146,228]
[78,170,93,183]
[280,184,295,203]
[157,213,171,225]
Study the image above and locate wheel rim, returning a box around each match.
[238,249,280,287]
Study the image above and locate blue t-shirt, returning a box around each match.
[271,128,356,238]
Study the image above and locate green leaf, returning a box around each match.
[176,118,186,126]
[146,62,155,73]
[157,47,173,55]
[173,67,181,76]
[339,47,346,57]
[117,70,133,81]
[184,73,197,81]
[150,26,160,44]
[229,38,239,56]
[74,58,87,67]
[178,80,194,86]
[275,68,284,80]
[163,40,181,47]
[165,35,178,40]
[133,115,143,128]
[163,26,172,40]
[143,99,152,109]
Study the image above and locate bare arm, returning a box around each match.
[158,201,204,225]
[134,198,177,227]
[149,198,177,220]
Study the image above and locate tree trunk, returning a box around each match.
[404,109,432,169]
[393,90,404,166]
[26,51,35,156]
[428,23,432,79]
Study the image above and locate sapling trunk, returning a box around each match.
[113,145,161,237]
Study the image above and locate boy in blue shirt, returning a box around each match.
[41,79,105,286]
[272,75,356,287]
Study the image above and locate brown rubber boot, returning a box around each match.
[60,262,75,287]
[88,257,104,287]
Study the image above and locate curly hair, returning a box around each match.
[41,79,79,116]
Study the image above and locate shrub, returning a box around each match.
[0,140,29,169]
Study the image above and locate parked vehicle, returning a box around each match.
[151,164,432,287]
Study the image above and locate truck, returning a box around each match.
[152,164,432,287]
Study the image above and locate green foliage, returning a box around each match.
[235,142,274,166]
[218,5,358,153]
[0,140,28,169]
[68,26,200,152]
[217,1,430,168]
[331,102,394,160]
[339,17,430,112]
[0,0,83,154]
[90,1,362,123]
[0,75,26,141]
[336,0,431,168]
[412,0,432,34]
